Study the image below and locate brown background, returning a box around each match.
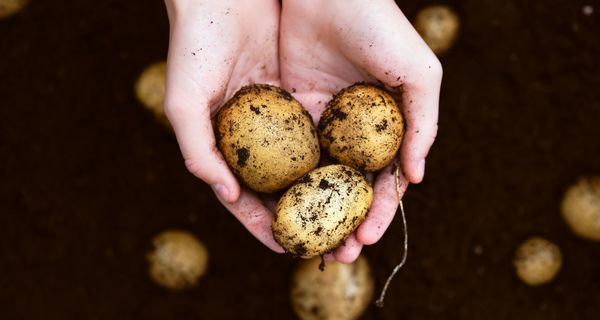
[1,0,599,319]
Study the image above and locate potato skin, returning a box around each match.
[513,237,562,286]
[414,5,460,55]
[273,165,373,256]
[147,230,209,290]
[217,84,320,193]
[561,177,600,241]
[291,256,374,320]
[319,84,404,172]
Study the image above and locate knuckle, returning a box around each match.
[163,99,185,121]
[410,55,443,84]
[409,121,438,140]
[164,97,192,121]
[184,158,207,180]
[427,57,443,80]
[424,122,439,140]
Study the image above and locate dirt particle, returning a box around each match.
[310,305,321,315]
[294,243,307,256]
[298,175,313,184]
[375,119,388,132]
[236,148,249,167]
[318,256,326,271]
[249,105,261,114]
[314,226,323,235]
[331,108,348,121]
[277,88,293,101]
[318,179,331,190]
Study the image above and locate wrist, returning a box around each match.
[166,0,279,21]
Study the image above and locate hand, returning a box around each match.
[280,0,442,262]
[163,0,284,252]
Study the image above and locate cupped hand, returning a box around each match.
[280,0,442,263]
[163,0,284,252]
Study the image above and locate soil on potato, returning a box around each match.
[1,0,599,319]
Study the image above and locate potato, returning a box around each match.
[318,84,404,172]
[147,230,208,290]
[134,61,171,130]
[0,0,28,18]
[513,237,562,286]
[216,84,320,193]
[561,176,600,241]
[414,5,460,55]
[291,255,374,320]
[273,165,373,256]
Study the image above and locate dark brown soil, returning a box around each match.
[1,0,599,319]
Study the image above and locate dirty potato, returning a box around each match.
[514,236,562,286]
[147,230,209,290]
[273,165,373,256]
[319,84,404,172]
[216,84,320,193]
[134,61,171,130]
[291,255,374,320]
[0,0,29,18]
[414,5,460,55]
[561,176,600,241]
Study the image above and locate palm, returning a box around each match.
[167,2,280,115]
[213,13,281,110]
[279,2,392,122]
[280,34,369,123]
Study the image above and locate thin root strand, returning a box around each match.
[375,162,408,308]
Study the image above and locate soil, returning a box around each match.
[1,0,599,319]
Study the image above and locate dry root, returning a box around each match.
[375,162,408,307]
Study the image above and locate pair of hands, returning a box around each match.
[163,0,442,263]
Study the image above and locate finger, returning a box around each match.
[338,3,442,183]
[216,188,285,253]
[333,233,363,264]
[356,163,409,245]
[164,18,241,203]
[397,74,440,183]
[367,55,441,184]
[166,99,241,203]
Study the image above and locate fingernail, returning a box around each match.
[416,159,426,182]
[212,184,230,202]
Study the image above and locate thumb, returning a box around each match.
[163,13,242,203]
[165,97,240,203]
[163,53,240,203]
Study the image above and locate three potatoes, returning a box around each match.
[216,83,405,257]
